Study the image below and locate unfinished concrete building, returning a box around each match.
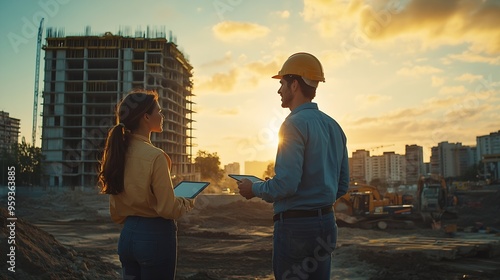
[41,28,196,187]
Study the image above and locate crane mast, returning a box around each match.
[32,18,44,146]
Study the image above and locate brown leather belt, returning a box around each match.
[273,206,333,222]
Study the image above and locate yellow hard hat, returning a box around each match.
[272,52,325,82]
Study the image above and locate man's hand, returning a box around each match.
[238,178,255,200]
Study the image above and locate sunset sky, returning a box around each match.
[1,0,499,167]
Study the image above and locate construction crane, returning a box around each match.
[32,18,44,146]
[370,144,395,152]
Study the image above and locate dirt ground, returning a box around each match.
[1,186,499,279]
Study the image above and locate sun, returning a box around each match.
[255,128,281,151]
[268,133,281,150]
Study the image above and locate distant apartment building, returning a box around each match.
[430,141,476,178]
[476,130,500,181]
[455,146,477,175]
[477,130,500,156]
[224,162,240,175]
[423,162,431,175]
[405,144,424,184]
[350,149,370,183]
[0,111,20,151]
[371,152,406,185]
[349,149,406,185]
[41,28,196,187]
[430,146,440,176]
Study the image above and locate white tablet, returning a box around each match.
[174,181,210,198]
[228,174,264,183]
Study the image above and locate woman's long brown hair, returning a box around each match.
[98,90,158,194]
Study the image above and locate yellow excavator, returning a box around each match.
[334,183,414,229]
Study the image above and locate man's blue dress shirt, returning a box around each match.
[252,102,349,214]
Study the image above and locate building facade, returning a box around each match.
[477,130,500,157]
[0,111,20,152]
[430,141,476,178]
[430,142,456,177]
[371,152,406,186]
[349,150,406,185]
[476,130,500,181]
[224,162,240,175]
[41,29,196,187]
[350,149,370,183]
[455,145,477,176]
[405,144,424,184]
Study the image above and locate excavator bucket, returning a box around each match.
[336,212,362,224]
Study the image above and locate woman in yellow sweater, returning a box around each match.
[98,89,194,280]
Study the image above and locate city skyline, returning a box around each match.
[1,1,499,167]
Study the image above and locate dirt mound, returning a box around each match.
[2,189,499,279]
[359,249,457,280]
[358,247,500,280]
[0,208,118,280]
[455,189,500,229]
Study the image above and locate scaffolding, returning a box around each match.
[41,29,196,187]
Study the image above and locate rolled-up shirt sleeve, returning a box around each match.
[336,141,349,200]
[151,153,194,219]
[252,120,304,202]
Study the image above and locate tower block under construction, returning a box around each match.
[41,28,196,187]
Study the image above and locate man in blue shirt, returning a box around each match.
[238,52,349,279]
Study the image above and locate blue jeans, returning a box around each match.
[118,216,177,280]
[273,212,337,280]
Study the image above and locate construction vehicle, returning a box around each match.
[416,175,458,225]
[334,183,414,229]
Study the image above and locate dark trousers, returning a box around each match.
[273,212,337,280]
[118,216,177,280]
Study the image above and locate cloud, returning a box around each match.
[350,107,431,126]
[216,108,239,116]
[423,95,459,109]
[355,94,392,108]
[212,21,270,42]
[273,10,290,19]
[396,65,443,77]
[455,73,483,83]
[428,90,492,107]
[446,50,500,65]
[345,88,500,154]
[431,76,445,87]
[270,36,286,48]
[195,57,281,94]
[246,60,280,77]
[350,87,498,128]
[200,51,233,69]
[301,0,355,37]
[444,103,488,122]
[438,85,466,95]
[355,0,500,54]
[321,48,367,67]
[196,69,239,93]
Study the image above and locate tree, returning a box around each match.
[263,162,275,179]
[194,150,224,183]
[0,139,44,186]
[1,146,16,185]
[460,163,480,181]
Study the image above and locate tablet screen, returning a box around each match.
[228,174,264,183]
[174,181,210,198]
